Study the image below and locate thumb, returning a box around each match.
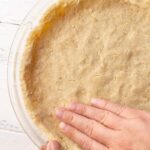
[47,141,61,150]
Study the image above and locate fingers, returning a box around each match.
[68,102,125,129]
[56,109,114,145]
[59,122,108,150]
[40,144,47,150]
[91,98,137,119]
[47,141,61,150]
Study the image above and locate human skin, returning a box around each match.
[40,140,61,150]
[40,99,150,150]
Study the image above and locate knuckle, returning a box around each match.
[117,106,125,115]
[64,111,74,123]
[67,126,75,137]
[101,111,109,124]
[85,120,95,137]
[81,140,92,150]
[78,104,87,114]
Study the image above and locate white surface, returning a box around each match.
[0,130,36,149]
[0,0,40,149]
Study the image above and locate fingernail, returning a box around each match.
[68,102,76,110]
[59,122,67,131]
[91,98,100,104]
[55,109,64,118]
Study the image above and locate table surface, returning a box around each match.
[0,0,41,149]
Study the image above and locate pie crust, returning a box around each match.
[21,0,150,149]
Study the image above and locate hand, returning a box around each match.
[40,141,61,150]
[56,98,150,150]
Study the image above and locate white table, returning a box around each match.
[0,0,40,149]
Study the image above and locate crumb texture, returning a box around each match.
[21,0,150,149]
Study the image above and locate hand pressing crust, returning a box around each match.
[55,99,150,150]
[40,99,150,150]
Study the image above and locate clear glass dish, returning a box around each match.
[7,0,57,147]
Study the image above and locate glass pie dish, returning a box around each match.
[7,0,57,147]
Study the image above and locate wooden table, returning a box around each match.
[0,0,40,149]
